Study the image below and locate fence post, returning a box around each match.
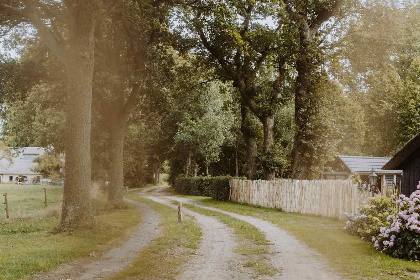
[3,193,9,219]
[178,202,183,223]
[43,188,47,208]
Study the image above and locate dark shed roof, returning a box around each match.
[383,133,420,170]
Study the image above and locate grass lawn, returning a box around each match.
[111,194,201,280]
[0,184,141,280]
[184,195,420,280]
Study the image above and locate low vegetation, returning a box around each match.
[188,196,420,280]
[0,184,140,280]
[345,196,397,241]
[183,203,279,278]
[173,176,231,201]
[112,193,201,280]
[373,186,420,261]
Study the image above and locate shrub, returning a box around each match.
[173,176,232,201]
[345,196,396,241]
[373,183,420,260]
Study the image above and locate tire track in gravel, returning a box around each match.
[29,199,162,280]
[143,195,253,280]
[161,194,344,280]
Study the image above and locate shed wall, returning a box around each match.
[402,148,420,195]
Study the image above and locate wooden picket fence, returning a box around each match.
[229,179,370,220]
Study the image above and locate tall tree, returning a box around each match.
[283,0,349,179]
[94,0,173,206]
[178,0,292,179]
[1,0,105,229]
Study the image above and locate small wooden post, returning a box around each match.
[126,186,129,194]
[43,188,47,208]
[3,193,9,219]
[178,202,183,223]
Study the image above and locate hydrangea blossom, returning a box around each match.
[373,182,420,260]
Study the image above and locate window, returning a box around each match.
[385,175,394,187]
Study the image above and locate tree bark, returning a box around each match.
[155,166,161,183]
[107,106,126,207]
[291,14,315,180]
[59,3,99,230]
[60,58,95,230]
[287,0,345,180]
[235,136,239,177]
[262,115,275,180]
[185,155,191,177]
[241,104,257,179]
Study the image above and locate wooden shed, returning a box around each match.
[323,155,402,195]
[383,133,420,196]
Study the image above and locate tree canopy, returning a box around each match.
[0,0,419,228]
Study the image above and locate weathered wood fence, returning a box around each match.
[229,179,370,220]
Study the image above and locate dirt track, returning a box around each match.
[29,185,344,280]
[147,186,344,280]
[29,198,161,280]
[144,195,252,280]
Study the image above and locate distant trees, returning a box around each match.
[399,58,420,143]
[32,151,64,182]
[331,0,420,154]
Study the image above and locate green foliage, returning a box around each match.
[32,151,64,182]
[345,196,396,241]
[362,67,402,156]
[174,82,234,170]
[173,176,232,201]
[398,57,420,143]
[2,81,66,152]
[331,0,420,155]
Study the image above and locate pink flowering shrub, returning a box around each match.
[373,182,420,260]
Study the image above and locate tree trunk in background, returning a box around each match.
[241,105,257,179]
[262,115,275,180]
[194,162,198,177]
[155,166,161,183]
[107,105,126,207]
[185,155,191,176]
[235,137,239,177]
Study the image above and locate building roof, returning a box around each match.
[338,155,402,174]
[383,133,420,170]
[0,147,45,175]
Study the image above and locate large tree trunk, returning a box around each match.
[59,3,99,230]
[60,58,95,230]
[291,19,313,180]
[288,1,344,180]
[241,104,257,179]
[262,115,275,180]
[107,107,126,207]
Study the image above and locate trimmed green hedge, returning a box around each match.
[173,176,231,201]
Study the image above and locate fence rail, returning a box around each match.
[229,179,370,220]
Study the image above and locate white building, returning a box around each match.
[0,147,45,183]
